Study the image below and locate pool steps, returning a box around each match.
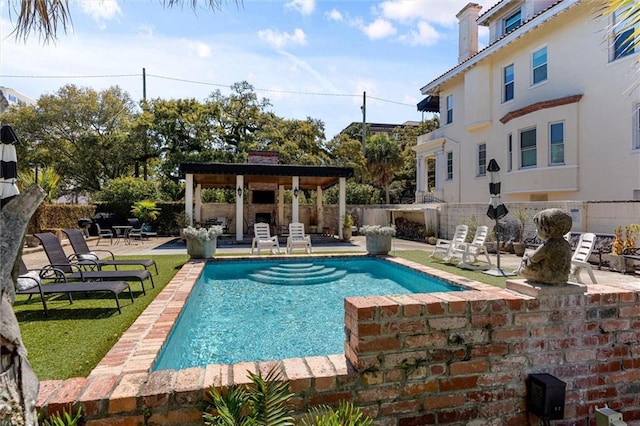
[250,262,347,285]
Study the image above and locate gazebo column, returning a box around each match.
[185,173,194,226]
[194,184,202,223]
[278,185,285,230]
[316,186,323,229]
[292,176,300,223]
[236,175,244,241]
[338,177,346,239]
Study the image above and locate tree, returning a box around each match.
[1,84,139,194]
[365,133,403,204]
[258,114,330,165]
[326,133,367,182]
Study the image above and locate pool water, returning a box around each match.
[153,257,463,371]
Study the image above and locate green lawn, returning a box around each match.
[14,250,511,380]
[14,254,188,380]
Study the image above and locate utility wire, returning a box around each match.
[1,72,418,108]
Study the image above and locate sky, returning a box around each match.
[0,0,494,139]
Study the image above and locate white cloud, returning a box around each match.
[360,19,396,40]
[258,28,307,49]
[405,21,441,46]
[187,41,212,58]
[285,0,315,16]
[377,0,497,27]
[325,9,343,22]
[80,0,122,21]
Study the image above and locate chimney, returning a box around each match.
[456,3,482,63]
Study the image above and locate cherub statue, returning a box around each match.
[517,208,573,285]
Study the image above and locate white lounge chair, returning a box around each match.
[251,222,280,255]
[569,232,597,284]
[451,225,493,270]
[287,222,312,254]
[430,224,468,260]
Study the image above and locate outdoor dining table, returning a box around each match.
[112,225,133,245]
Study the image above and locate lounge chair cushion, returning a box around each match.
[17,271,41,291]
[78,252,99,261]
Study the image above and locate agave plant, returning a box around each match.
[38,406,83,426]
[203,365,294,426]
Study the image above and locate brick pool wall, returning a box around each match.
[34,258,640,425]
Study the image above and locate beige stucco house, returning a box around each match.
[414,0,640,204]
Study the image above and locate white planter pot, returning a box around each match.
[366,234,392,255]
[186,237,217,259]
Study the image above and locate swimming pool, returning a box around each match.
[153,257,464,371]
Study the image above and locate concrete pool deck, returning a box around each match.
[21,233,640,288]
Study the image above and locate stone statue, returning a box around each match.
[517,208,573,285]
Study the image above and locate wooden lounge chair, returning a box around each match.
[569,232,597,284]
[430,224,468,260]
[63,228,158,274]
[286,222,312,254]
[34,232,155,295]
[448,225,493,270]
[16,260,133,316]
[251,222,280,255]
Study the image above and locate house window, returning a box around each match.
[549,122,564,165]
[613,6,636,60]
[504,10,521,34]
[447,152,453,180]
[634,104,640,150]
[478,143,487,176]
[507,134,513,171]
[446,94,453,124]
[504,64,514,102]
[520,128,537,168]
[532,47,547,85]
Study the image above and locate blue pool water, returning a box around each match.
[153,257,463,371]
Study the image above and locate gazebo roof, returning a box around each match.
[180,162,354,190]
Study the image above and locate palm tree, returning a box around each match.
[365,133,403,204]
[6,0,236,41]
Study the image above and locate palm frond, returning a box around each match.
[9,0,71,42]
[245,366,294,426]
[203,384,249,426]
[298,402,373,426]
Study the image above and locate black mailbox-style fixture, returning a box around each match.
[527,373,566,421]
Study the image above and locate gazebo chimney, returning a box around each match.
[248,151,279,165]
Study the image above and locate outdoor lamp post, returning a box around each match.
[484,159,515,277]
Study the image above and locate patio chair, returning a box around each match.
[569,232,597,284]
[286,222,312,254]
[449,225,493,270]
[16,259,133,316]
[251,222,280,255]
[430,224,468,260]
[94,223,114,246]
[63,228,158,274]
[34,232,155,295]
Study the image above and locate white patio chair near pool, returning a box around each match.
[430,224,468,260]
[251,222,281,255]
[287,222,312,254]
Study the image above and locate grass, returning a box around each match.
[13,249,513,381]
[392,250,512,289]
[13,254,188,380]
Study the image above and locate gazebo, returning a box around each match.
[180,158,354,241]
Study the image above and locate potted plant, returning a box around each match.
[512,207,529,257]
[131,200,161,231]
[342,214,354,241]
[360,225,396,255]
[610,224,640,273]
[183,225,224,259]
